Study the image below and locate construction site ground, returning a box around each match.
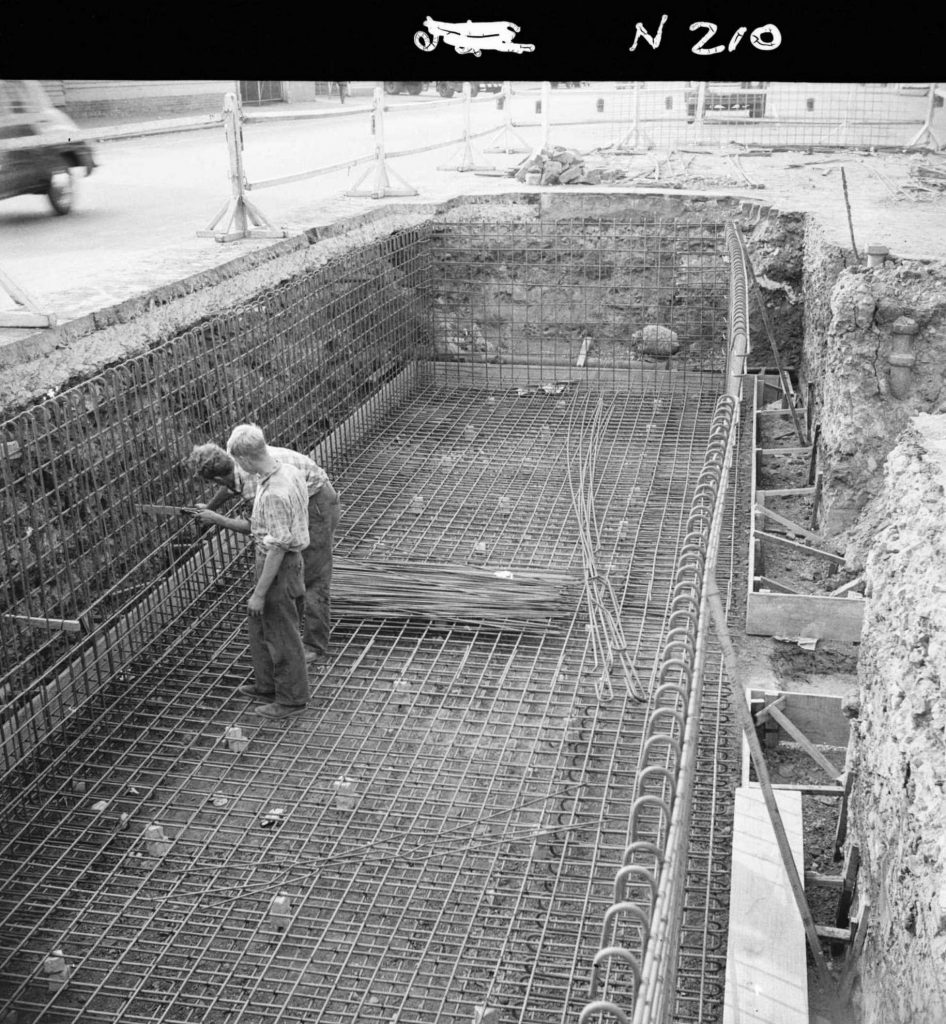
[4,111,942,1024]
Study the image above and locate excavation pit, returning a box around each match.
[1,198,748,1024]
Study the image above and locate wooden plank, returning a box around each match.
[750,690,848,748]
[808,424,822,486]
[834,769,855,860]
[809,472,823,530]
[2,614,84,633]
[723,788,809,1024]
[756,504,841,551]
[838,897,871,1006]
[756,575,806,596]
[746,592,865,642]
[575,336,592,367]
[757,487,816,497]
[765,704,843,780]
[828,575,865,597]
[806,872,845,890]
[816,924,852,943]
[761,446,812,456]
[710,583,833,993]
[757,529,846,565]
[836,844,861,928]
[770,784,844,795]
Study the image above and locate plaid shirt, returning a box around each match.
[250,463,310,553]
[235,445,330,503]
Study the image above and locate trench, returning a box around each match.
[1,200,748,1024]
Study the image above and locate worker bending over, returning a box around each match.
[189,428,340,672]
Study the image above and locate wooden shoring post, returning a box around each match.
[807,423,821,486]
[834,765,856,861]
[755,503,842,552]
[437,83,495,172]
[197,93,288,242]
[483,82,531,154]
[0,264,57,328]
[706,579,836,992]
[739,232,808,445]
[345,87,418,199]
[838,896,870,1006]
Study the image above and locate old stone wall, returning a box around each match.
[810,256,946,535]
[844,414,946,1023]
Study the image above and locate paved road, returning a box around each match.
[0,91,552,321]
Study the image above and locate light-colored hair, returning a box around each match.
[227,423,268,460]
[188,442,234,480]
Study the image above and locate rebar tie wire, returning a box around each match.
[565,389,645,703]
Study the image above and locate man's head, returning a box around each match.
[227,423,271,475]
[189,443,236,486]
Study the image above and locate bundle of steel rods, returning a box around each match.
[565,391,646,702]
[332,556,580,629]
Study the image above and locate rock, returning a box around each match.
[632,324,680,357]
[841,689,861,719]
[559,164,584,185]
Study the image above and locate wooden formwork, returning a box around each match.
[746,374,865,641]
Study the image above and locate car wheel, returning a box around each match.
[469,83,480,98]
[47,171,74,215]
[384,82,403,95]
[406,83,424,96]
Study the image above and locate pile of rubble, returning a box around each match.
[511,147,608,186]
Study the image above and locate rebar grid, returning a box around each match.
[0,374,736,1024]
[0,227,430,702]
[428,213,729,385]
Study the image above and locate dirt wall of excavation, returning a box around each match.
[843,415,946,1024]
[801,230,946,536]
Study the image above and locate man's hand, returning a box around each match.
[248,593,265,616]
[196,509,224,527]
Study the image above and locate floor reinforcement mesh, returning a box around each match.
[1,376,739,1024]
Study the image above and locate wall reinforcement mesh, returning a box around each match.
[1,204,744,1024]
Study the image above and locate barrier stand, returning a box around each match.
[197,93,288,242]
[908,83,942,150]
[614,82,655,151]
[437,84,496,172]
[345,88,418,199]
[483,82,531,154]
[0,265,56,328]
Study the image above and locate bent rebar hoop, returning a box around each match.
[578,225,747,1024]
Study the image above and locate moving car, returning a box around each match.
[0,80,96,215]
[685,82,768,122]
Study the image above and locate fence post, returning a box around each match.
[615,81,655,151]
[197,92,287,242]
[438,83,495,172]
[483,82,531,154]
[540,81,552,152]
[908,83,942,150]
[345,87,418,198]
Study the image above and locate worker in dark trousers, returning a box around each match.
[190,433,340,672]
[335,82,348,104]
[219,424,311,719]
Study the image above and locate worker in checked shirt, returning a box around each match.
[195,424,311,718]
[189,430,340,672]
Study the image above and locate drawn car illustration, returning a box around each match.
[414,17,535,56]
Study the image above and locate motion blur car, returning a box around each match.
[0,80,96,215]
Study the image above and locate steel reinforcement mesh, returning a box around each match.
[1,206,743,1024]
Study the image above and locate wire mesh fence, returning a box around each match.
[507,81,943,154]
